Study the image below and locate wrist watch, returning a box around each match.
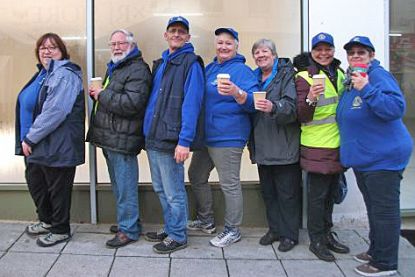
[306,97,317,106]
[237,89,244,96]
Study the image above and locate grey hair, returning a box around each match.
[214,35,239,49]
[251,38,278,57]
[110,29,136,46]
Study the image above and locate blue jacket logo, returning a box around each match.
[352,96,362,109]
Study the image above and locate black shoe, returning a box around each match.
[106,231,137,248]
[153,237,187,254]
[259,230,279,246]
[278,237,297,252]
[109,225,118,234]
[309,241,335,262]
[144,229,168,242]
[326,231,350,254]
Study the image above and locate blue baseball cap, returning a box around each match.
[343,36,375,52]
[215,27,239,41]
[311,32,334,49]
[167,16,189,31]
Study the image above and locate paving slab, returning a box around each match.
[227,259,286,277]
[0,223,25,251]
[0,252,58,277]
[47,254,114,277]
[282,259,344,277]
[239,227,268,238]
[223,237,277,260]
[10,233,67,254]
[398,257,414,277]
[110,257,169,277]
[170,236,223,259]
[63,233,115,256]
[116,238,168,258]
[75,223,114,234]
[170,258,227,277]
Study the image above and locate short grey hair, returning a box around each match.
[251,38,278,57]
[110,29,136,46]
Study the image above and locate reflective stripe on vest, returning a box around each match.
[296,69,345,148]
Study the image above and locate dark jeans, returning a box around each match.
[354,170,402,271]
[307,172,338,243]
[26,162,75,234]
[258,163,301,241]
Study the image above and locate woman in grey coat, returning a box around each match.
[249,39,301,252]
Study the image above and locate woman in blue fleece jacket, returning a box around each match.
[337,36,412,277]
[187,27,258,248]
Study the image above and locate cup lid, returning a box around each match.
[217,73,230,78]
[312,74,326,79]
[91,77,102,81]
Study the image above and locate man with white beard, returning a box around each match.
[87,29,151,248]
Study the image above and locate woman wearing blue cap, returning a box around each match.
[337,36,413,276]
[293,32,350,262]
[187,27,258,248]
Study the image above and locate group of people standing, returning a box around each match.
[15,15,412,277]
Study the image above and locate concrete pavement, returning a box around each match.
[0,221,414,277]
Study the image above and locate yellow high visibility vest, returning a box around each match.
[296,69,345,148]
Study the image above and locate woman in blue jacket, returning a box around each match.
[337,36,413,277]
[15,33,85,247]
[187,28,258,248]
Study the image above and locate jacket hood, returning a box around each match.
[212,53,246,66]
[162,42,195,61]
[48,59,82,79]
[293,52,341,72]
[367,59,381,73]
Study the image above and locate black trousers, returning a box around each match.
[307,172,338,243]
[26,162,76,234]
[258,163,302,241]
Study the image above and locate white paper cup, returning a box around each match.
[90,77,103,89]
[312,74,326,91]
[217,73,230,86]
[253,91,267,109]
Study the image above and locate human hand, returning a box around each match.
[174,145,190,163]
[307,84,324,101]
[351,72,369,91]
[255,99,273,113]
[217,79,238,97]
[89,86,103,101]
[22,141,32,156]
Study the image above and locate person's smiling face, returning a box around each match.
[253,45,276,72]
[311,43,335,66]
[215,33,238,64]
[38,38,63,68]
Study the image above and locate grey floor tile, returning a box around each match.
[47,254,113,277]
[399,257,415,277]
[399,237,415,258]
[335,258,365,277]
[110,257,169,277]
[171,258,227,277]
[116,238,168,258]
[298,229,311,244]
[10,233,66,253]
[0,223,25,251]
[282,260,344,277]
[170,236,222,259]
[63,233,115,255]
[239,227,268,238]
[223,237,277,260]
[0,252,58,277]
[75,223,114,234]
[354,228,370,244]
[228,259,286,277]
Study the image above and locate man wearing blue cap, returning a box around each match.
[143,16,205,254]
[293,32,350,262]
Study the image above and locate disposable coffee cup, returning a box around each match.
[351,63,368,77]
[217,73,230,86]
[253,91,267,110]
[90,77,103,89]
[312,74,326,94]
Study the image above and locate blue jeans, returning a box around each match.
[103,149,140,240]
[147,150,188,243]
[354,170,403,271]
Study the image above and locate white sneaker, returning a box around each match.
[25,222,52,236]
[36,232,70,247]
[210,229,241,248]
[187,219,216,234]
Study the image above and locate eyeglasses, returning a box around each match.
[167,28,188,35]
[108,41,129,48]
[39,46,58,52]
[347,50,368,56]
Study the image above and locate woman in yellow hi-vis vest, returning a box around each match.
[293,32,350,262]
